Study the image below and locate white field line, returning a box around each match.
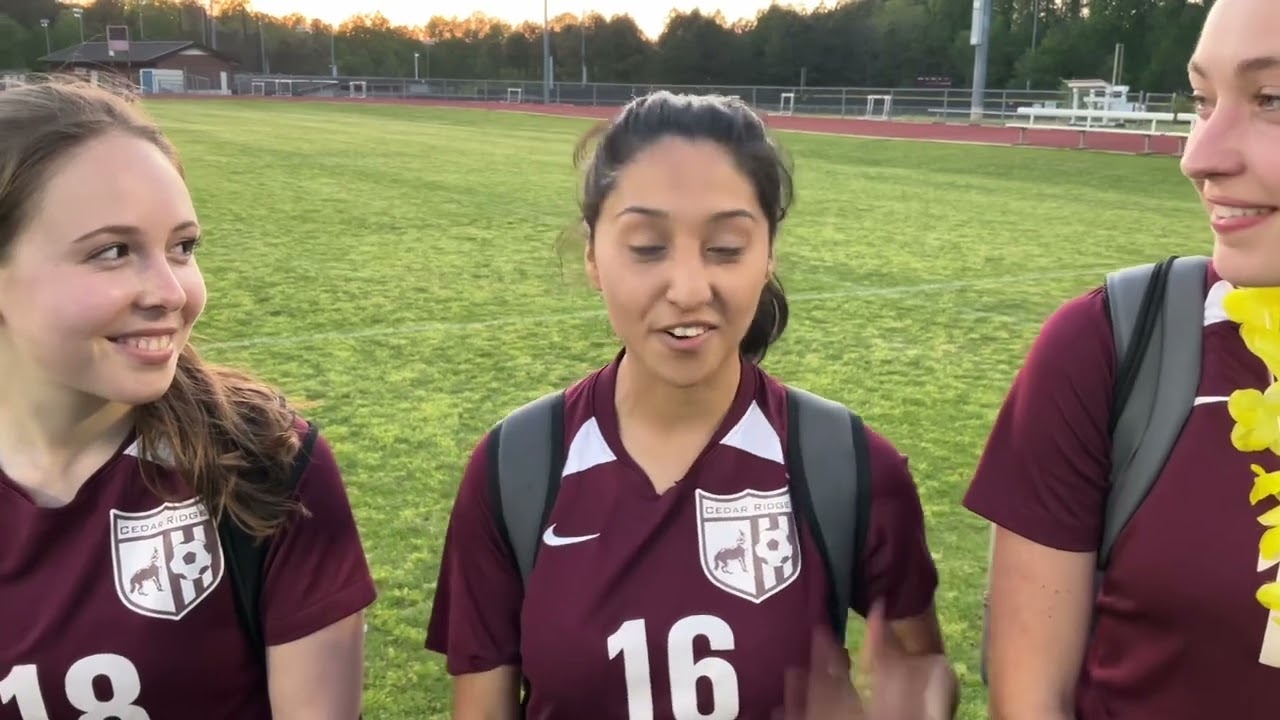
[202,267,1110,350]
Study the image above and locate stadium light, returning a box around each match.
[1026,0,1040,90]
[969,0,993,122]
[543,0,550,103]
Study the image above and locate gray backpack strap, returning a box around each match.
[1101,255,1208,568]
[487,390,566,586]
[784,386,871,641]
[979,255,1208,687]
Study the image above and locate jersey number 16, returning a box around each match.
[608,614,740,720]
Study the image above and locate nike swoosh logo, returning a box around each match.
[542,524,600,546]
[1194,396,1229,406]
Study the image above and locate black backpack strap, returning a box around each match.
[784,385,871,642]
[1101,255,1207,569]
[487,391,567,587]
[219,420,320,657]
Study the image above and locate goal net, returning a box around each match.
[778,92,795,116]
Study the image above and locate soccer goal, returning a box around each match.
[505,87,523,103]
[864,94,892,120]
[778,92,795,116]
[350,81,367,99]
[250,79,292,97]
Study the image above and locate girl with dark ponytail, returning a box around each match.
[428,91,955,719]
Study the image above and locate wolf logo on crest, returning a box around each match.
[110,498,225,620]
[696,487,802,603]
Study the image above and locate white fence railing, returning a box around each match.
[226,74,1186,121]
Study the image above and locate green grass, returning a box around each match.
[143,98,1210,718]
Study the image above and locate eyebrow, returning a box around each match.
[615,206,757,223]
[72,221,200,244]
[1189,55,1280,77]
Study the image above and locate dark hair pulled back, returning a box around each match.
[573,91,793,363]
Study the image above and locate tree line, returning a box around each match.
[0,0,1213,92]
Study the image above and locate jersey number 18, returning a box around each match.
[0,655,150,720]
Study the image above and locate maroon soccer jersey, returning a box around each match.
[965,264,1280,717]
[426,354,939,718]
[0,421,377,720]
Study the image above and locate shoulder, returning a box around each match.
[1024,286,1116,388]
[283,416,341,504]
[860,424,918,500]
[962,286,1118,552]
[847,422,939,620]
[259,416,376,645]
[755,370,915,491]
[983,284,1117,434]
[452,368,604,519]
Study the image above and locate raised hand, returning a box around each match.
[773,603,956,720]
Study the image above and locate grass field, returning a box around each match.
[144,98,1212,718]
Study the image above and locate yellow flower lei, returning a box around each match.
[1223,287,1280,622]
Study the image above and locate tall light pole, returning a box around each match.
[1026,0,1040,90]
[330,29,337,77]
[259,19,269,74]
[543,0,551,103]
[72,7,84,43]
[39,18,50,55]
[413,52,419,80]
[580,9,586,84]
[969,0,993,122]
[208,0,219,49]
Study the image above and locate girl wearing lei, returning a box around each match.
[964,0,1280,717]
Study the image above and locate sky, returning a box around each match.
[243,0,812,40]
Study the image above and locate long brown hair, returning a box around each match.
[0,75,304,538]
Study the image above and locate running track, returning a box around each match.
[155,94,1189,157]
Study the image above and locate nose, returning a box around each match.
[1179,105,1247,183]
[134,257,186,313]
[665,250,714,310]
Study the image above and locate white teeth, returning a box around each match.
[118,335,174,351]
[1213,205,1275,219]
[669,326,707,338]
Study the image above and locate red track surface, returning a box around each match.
[155,94,1188,157]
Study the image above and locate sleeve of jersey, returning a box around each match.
[423,433,525,675]
[962,288,1115,552]
[259,429,378,646]
[852,427,939,621]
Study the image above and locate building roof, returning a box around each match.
[40,41,234,66]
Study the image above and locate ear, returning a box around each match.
[584,240,601,292]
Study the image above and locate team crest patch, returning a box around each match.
[696,487,802,603]
[109,498,224,620]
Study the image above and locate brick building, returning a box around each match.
[40,41,236,94]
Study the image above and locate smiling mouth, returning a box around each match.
[108,335,175,351]
[664,325,713,339]
[1211,204,1276,220]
